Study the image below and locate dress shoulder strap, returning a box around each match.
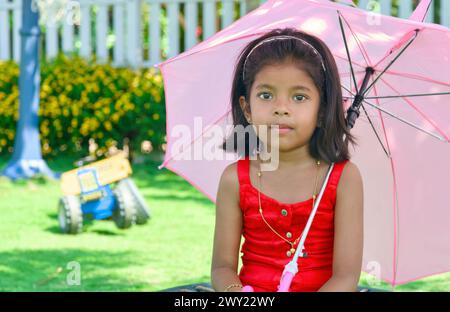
[326,159,350,204]
[237,156,251,186]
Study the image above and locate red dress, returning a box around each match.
[237,156,349,292]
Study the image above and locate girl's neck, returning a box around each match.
[258,143,317,171]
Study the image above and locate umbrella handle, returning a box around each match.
[277,272,294,292]
[242,272,294,292]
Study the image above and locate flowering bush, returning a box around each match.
[0,55,165,157]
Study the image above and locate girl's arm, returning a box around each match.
[210,162,244,292]
[318,161,364,292]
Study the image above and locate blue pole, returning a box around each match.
[1,0,58,179]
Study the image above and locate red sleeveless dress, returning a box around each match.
[237,156,349,292]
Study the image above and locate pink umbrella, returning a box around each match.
[154,0,450,288]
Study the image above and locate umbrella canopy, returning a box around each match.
[154,0,450,287]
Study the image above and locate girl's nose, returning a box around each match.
[274,104,290,116]
[274,110,289,116]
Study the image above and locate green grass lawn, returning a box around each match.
[0,154,449,291]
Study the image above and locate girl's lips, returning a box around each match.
[270,125,294,134]
[277,128,292,134]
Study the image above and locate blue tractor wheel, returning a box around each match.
[112,181,137,229]
[119,178,151,225]
[58,195,83,234]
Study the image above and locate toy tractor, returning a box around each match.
[58,151,151,234]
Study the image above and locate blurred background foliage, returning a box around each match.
[0,55,166,159]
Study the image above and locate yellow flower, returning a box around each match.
[132,77,139,88]
[104,121,112,131]
[153,74,162,84]
[40,124,49,136]
[95,111,104,119]
[42,84,51,92]
[89,118,100,131]
[111,113,120,122]
[80,123,89,136]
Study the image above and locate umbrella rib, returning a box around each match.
[362,99,447,142]
[333,53,367,69]
[375,69,450,89]
[373,28,420,70]
[363,29,420,96]
[360,103,391,158]
[354,91,450,100]
[337,10,360,94]
[341,84,355,96]
[337,10,372,67]
[341,84,390,157]
[341,70,366,77]
[341,79,448,142]
[379,76,450,143]
[370,82,400,288]
[368,81,394,159]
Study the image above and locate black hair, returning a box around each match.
[221,27,357,163]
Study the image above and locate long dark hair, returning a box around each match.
[221,27,357,163]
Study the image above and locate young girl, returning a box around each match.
[211,28,364,292]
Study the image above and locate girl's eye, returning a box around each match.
[258,92,308,102]
[294,94,308,102]
[257,93,309,102]
[258,92,272,100]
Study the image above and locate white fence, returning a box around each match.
[0,0,449,68]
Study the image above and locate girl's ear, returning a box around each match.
[239,96,252,123]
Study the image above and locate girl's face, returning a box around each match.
[239,59,322,152]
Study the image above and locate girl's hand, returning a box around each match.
[228,286,245,292]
